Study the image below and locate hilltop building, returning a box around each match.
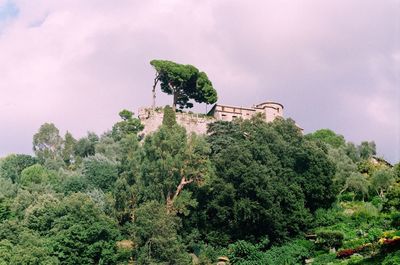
[207,101,284,122]
[138,101,287,136]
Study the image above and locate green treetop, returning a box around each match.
[305,129,346,148]
[150,59,217,110]
[111,109,143,141]
[162,105,177,128]
[33,123,63,162]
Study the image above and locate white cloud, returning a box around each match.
[0,0,399,162]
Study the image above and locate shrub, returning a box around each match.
[391,212,400,229]
[263,240,312,265]
[346,254,364,264]
[337,243,374,259]
[367,227,384,242]
[313,207,343,227]
[383,184,400,212]
[382,250,400,265]
[162,105,177,128]
[312,253,336,265]
[371,196,384,209]
[228,240,263,264]
[196,243,226,265]
[342,238,369,250]
[0,154,37,183]
[340,192,356,202]
[315,230,344,250]
[352,203,379,223]
[380,237,400,253]
[226,239,312,265]
[20,164,47,185]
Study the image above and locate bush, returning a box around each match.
[367,227,384,242]
[371,196,384,209]
[391,212,400,229]
[384,184,400,212]
[20,164,47,185]
[196,243,226,265]
[382,250,400,265]
[316,230,344,250]
[228,240,263,264]
[0,154,37,183]
[263,240,312,265]
[342,238,369,250]
[312,253,336,265]
[313,207,343,227]
[347,254,364,264]
[225,239,312,265]
[162,105,177,128]
[340,192,356,202]
[352,203,379,223]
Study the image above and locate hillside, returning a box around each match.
[0,107,399,264]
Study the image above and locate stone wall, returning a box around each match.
[138,107,216,136]
[138,103,303,136]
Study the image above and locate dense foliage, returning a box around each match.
[0,109,399,264]
[187,117,335,246]
[150,60,218,109]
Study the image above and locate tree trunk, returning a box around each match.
[166,176,193,214]
[172,92,177,111]
[152,76,159,109]
[168,82,177,111]
[379,188,384,198]
[338,184,348,202]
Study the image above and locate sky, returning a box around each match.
[0,0,399,163]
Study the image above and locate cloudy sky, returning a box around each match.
[0,0,399,162]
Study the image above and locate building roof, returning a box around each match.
[215,104,256,111]
[255,101,284,109]
[207,101,284,115]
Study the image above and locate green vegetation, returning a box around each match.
[0,109,399,264]
[150,59,218,110]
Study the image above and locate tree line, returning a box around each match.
[1,106,398,264]
[0,60,399,264]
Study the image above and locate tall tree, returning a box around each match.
[358,141,376,160]
[162,105,177,128]
[306,129,346,148]
[138,123,211,214]
[118,134,141,185]
[82,154,119,192]
[371,168,395,198]
[33,123,63,163]
[111,109,143,141]
[133,201,191,264]
[150,60,217,110]
[190,117,334,245]
[342,172,370,201]
[50,193,123,264]
[74,132,99,159]
[113,177,133,224]
[328,147,358,193]
[0,154,37,183]
[62,131,77,166]
[344,142,360,162]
